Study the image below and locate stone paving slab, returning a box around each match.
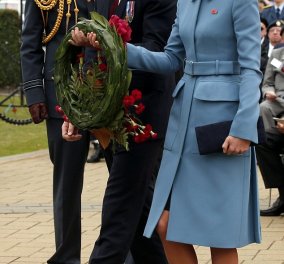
[0,150,284,264]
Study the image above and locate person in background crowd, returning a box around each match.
[260,17,269,100]
[261,20,284,74]
[259,0,268,12]
[260,0,284,25]
[274,24,284,48]
[256,46,284,216]
[20,1,94,263]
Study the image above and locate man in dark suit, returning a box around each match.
[20,1,95,263]
[260,0,284,25]
[64,0,177,263]
[91,1,177,263]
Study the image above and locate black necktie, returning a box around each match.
[276,7,280,19]
[109,0,119,17]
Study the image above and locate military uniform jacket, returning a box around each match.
[260,5,284,25]
[128,0,262,247]
[262,47,284,105]
[21,0,95,118]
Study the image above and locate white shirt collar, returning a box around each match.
[268,43,275,57]
[275,3,284,13]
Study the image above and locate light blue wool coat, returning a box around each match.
[127,0,262,248]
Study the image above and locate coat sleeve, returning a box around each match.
[127,0,185,74]
[20,0,45,106]
[262,50,277,96]
[229,0,262,143]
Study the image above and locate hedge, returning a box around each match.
[0,9,21,88]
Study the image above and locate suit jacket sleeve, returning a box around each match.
[229,0,262,143]
[127,0,185,74]
[262,50,277,96]
[20,0,45,106]
[133,0,176,52]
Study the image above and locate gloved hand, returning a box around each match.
[28,103,48,124]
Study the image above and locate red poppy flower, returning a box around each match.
[135,103,145,114]
[55,105,64,114]
[131,89,142,100]
[123,95,135,108]
[109,15,132,43]
[99,63,108,72]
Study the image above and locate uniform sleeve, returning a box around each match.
[20,0,45,106]
[127,0,185,74]
[230,0,262,143]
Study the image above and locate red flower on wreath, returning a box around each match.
[99,63,108,72]
[123,95,136,108]
[109,15,132,43]
[131,89,142,100]
[135,103,145,114]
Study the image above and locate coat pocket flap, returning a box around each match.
[194,81,239,101]
[172,79,185,98]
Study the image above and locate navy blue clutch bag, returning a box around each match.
[195,117,266,155]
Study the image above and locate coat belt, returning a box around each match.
[184,60,240,76]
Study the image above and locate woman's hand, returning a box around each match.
[222,136,250,155]
[62,121,82,141]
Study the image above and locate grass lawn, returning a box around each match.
[0,94,48,157]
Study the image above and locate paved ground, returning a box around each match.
[0,149,284,264]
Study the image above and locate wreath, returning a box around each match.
[54,12,157,149]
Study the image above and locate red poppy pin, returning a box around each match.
[211,9,218,14]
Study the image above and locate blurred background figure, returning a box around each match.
[257,45,284,216]
[260,0,284,25]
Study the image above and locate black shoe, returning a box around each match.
[87,142,103,163]
[260,197,284,216]
[87,152,101,163]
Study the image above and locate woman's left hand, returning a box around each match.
[222,136,250,155]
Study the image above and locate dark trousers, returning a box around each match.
[256,133,284,189]
[46,118,90,264]
[89,139,168,264]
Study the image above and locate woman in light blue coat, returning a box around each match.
[87,0,262,262]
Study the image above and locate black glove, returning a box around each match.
[29,103,48,124]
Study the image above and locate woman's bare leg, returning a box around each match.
[210,247,238,264]
[156,210,198,264]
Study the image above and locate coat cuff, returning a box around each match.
[23,79,45,106]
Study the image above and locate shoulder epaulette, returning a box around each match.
[263,5,273,9]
